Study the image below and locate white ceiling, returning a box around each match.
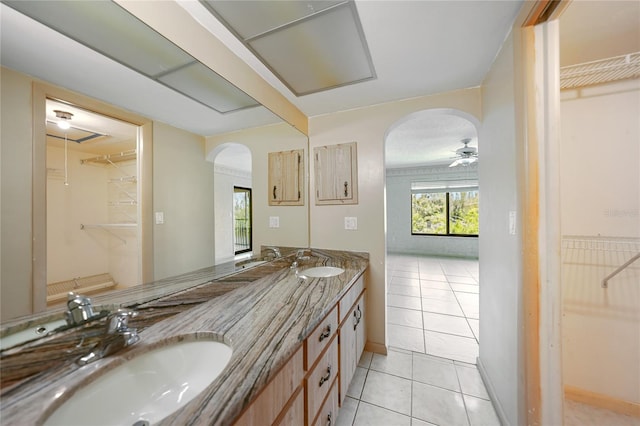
[2,1,637,169]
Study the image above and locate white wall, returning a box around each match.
[560,78,640,404]
[386,164,479,258]
[309,88,482,354]
[214,166,251,264]
[478,31,525,426]
[152,122,215,280]
[1,68,36,320]
[206,123,309,254]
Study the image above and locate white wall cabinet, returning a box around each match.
[314,142,358,205]
[268,149,304,206]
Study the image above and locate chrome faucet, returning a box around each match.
[65,292,97,326]
[77,309,140,365]
[290,249,309,269]
[265,246,281,258]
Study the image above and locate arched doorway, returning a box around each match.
[208,143,252,264]
[383,108,482,363]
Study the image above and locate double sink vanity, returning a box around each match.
[0,248,368,425]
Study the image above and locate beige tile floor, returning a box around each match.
[337,254,498,426]
[336,253,639,426]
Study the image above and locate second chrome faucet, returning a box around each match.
[77,309,140,366]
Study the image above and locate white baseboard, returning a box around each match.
[364,341,387,355]
[565,385,640,418]
[477,357,509,426]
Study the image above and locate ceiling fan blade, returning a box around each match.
[449,159,462,168]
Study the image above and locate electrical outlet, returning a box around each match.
[155,211,164,225]
[269,216,280,228]
[344,217,357,230]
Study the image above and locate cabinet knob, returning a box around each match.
[319,324,331,342]
[319,365,332,387]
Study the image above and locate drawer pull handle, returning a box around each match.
[319,325,331,342]
[353,305,362,330]
[273,185,277,200]
[319,365,331,387]
[353,310,358,330]
[344,181,349,197]
[326,411,332,426]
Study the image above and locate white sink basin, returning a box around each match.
[299,266,345,278]
[0,318,67,350]
[44,340,232,426]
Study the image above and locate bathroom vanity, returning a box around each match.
[0,248,368,425]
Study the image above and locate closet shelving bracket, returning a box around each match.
[80,223,136,244]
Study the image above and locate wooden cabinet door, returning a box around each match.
[339,302,359,406]
[314,142,358,205]
[339,291,366,406]
[268,149,303,206]
[233,348,304,426]
[354,294,366,364]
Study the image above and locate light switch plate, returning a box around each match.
[269,216,280,228]
[509,211,516,235]
[344,217,357,230]
[155,211,164,225]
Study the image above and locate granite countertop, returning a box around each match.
[0,248,368,425]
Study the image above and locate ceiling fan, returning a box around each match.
[449,138,478,168]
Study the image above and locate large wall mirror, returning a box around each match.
[0,1,309,325]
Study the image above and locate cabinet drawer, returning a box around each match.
[305,306,338,370]
[313,379,338,426]
[306,338,338,425]
[339,275,364,323]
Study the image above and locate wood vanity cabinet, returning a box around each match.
[268,149,304,206]
[234,275,367,426]
[338,276,366,406]
[234,347,304,426]
[314,142,358,205]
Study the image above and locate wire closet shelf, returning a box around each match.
[560,51,640,90]
[561,235,640,288]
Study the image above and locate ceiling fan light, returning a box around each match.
[57,120,71,130]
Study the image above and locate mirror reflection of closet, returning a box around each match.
[45,99,140,306]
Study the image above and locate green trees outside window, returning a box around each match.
[411,190,479,236]
[234,187,252,254]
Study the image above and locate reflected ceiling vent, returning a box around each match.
[46,119,107,144]
[201,0,377,96]
[4,1,259,113]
